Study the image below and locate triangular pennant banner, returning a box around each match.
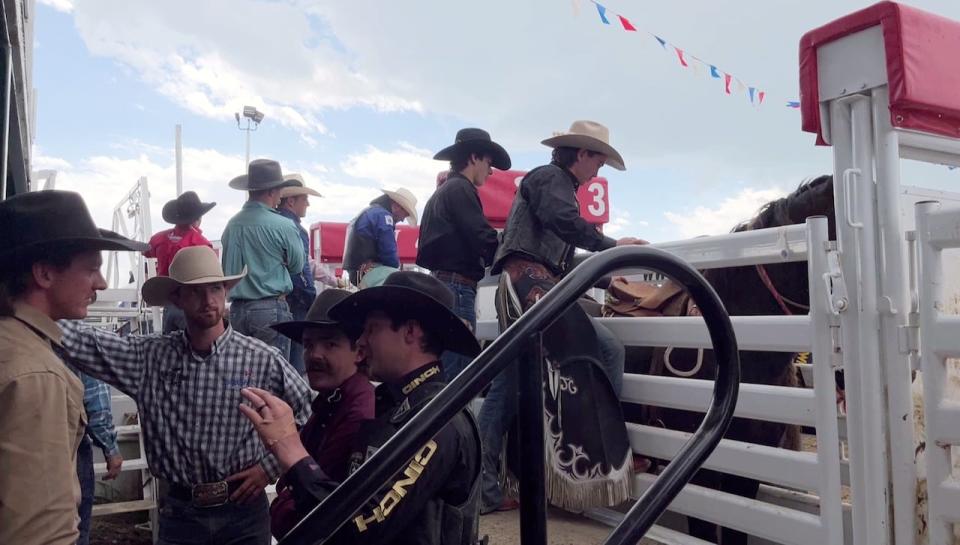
[594,2,611,24]
[709,65,721,79]
[724,74,732,94]
[572,0,581,17]
[759,91,766,105]
[786,101,800,108]
[654,35,667,48]
[749,87,756,103]
[674,47,688,67]
[618,15,637,31]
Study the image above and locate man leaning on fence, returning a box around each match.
[0,190,147,545]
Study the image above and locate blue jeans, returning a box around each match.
[286,299,310,375]
[157,492,270,545]
[76,436,94,545]
[229,298,293,361]
[477,318,624,510]
[437,279,478,382]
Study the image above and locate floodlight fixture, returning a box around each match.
[235,105,265,166]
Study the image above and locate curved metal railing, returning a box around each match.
[280,245,741,545]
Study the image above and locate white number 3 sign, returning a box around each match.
[586,181,606,217]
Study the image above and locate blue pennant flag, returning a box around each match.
[786,101,801,108]
[594,2,611,24]
[709,65,721,78]
[654,35,667,48]
[748,87,756,103]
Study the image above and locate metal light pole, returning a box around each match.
[234,106,264,167]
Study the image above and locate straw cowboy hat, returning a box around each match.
[541,120,626,171]
[228,159,299,191]
[279,176,323,199]
[433,128,512,170]
[381,188,419,226]
[141,246,247,306]
[161,191,216,225]
[270,288,352,343]
[0,190,148,262]
[329,271,481,357]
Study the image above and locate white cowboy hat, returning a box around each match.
[142,246,247,306]
[381,187,419,226]
[540,120,626,171]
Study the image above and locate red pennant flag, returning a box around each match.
[674,47,688,67]
[618,15,637,31]
[758,91,766,104]
[724,73,732,94]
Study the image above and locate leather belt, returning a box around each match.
[432,270,478,289]
[232,294,286,303]
[167,480,245,508]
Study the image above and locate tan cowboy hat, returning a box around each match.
[540,120,626,171]
[381,187,419,226]
[142,246,247,306]
[279,184,323,198]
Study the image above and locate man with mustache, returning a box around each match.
[266,288,374,539]
[59,246,313,545]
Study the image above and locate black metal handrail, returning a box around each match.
[280,245,740,545]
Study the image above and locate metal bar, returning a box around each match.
[915,200,958,545]
[806,217,846,544]
[871,86,918,545]
[175,125,183,196]
[478,315,810,351]
[621,374,817,427]
[518,334,547,545]
[0,45,10,200]
[280,245,740,545]
[631,473,824,545]
[601,315,809,352]
[898,128,960,165]
[627,424,821,492]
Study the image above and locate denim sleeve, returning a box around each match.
[81,374,120,457]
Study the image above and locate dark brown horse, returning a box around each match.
[618,175,836,545]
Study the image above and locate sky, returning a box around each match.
[30,0,960,252]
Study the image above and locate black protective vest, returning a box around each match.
[352,382,482,545]
[342,207,381,271]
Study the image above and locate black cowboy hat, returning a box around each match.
[329,271,481,357]
[228,159,299,191]
[161,191,216,225]
[0,190,149,262]
[270,288,354,343]
[433,128,512,171]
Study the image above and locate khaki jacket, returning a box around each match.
[0,303,86,545]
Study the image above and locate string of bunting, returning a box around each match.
[575,0,801,109]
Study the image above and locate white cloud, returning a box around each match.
[38,0,73,13]
[69,0,422,135]
[663,186,787,239]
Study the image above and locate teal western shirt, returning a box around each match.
[221,200,306,301]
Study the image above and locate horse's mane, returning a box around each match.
[705,175,833,288]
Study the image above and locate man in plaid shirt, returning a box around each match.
[60,246,313,545]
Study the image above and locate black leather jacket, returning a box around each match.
[492,163,616,275]
[283,362,481,545]
[416,173,499,282]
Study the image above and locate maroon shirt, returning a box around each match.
[270,372,374,538]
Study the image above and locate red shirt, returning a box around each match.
[144,226,213,276]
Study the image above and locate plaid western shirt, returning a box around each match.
[76,371,119,457]
[59,321,313,486]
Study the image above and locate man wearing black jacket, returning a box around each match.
[239,272,483,545]
[417,128,511,381]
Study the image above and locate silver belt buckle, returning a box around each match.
[191,481,229,508]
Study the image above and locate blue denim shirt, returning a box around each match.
[75,371,119,457]
[278,208,317,308]
[354,205,399,268]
